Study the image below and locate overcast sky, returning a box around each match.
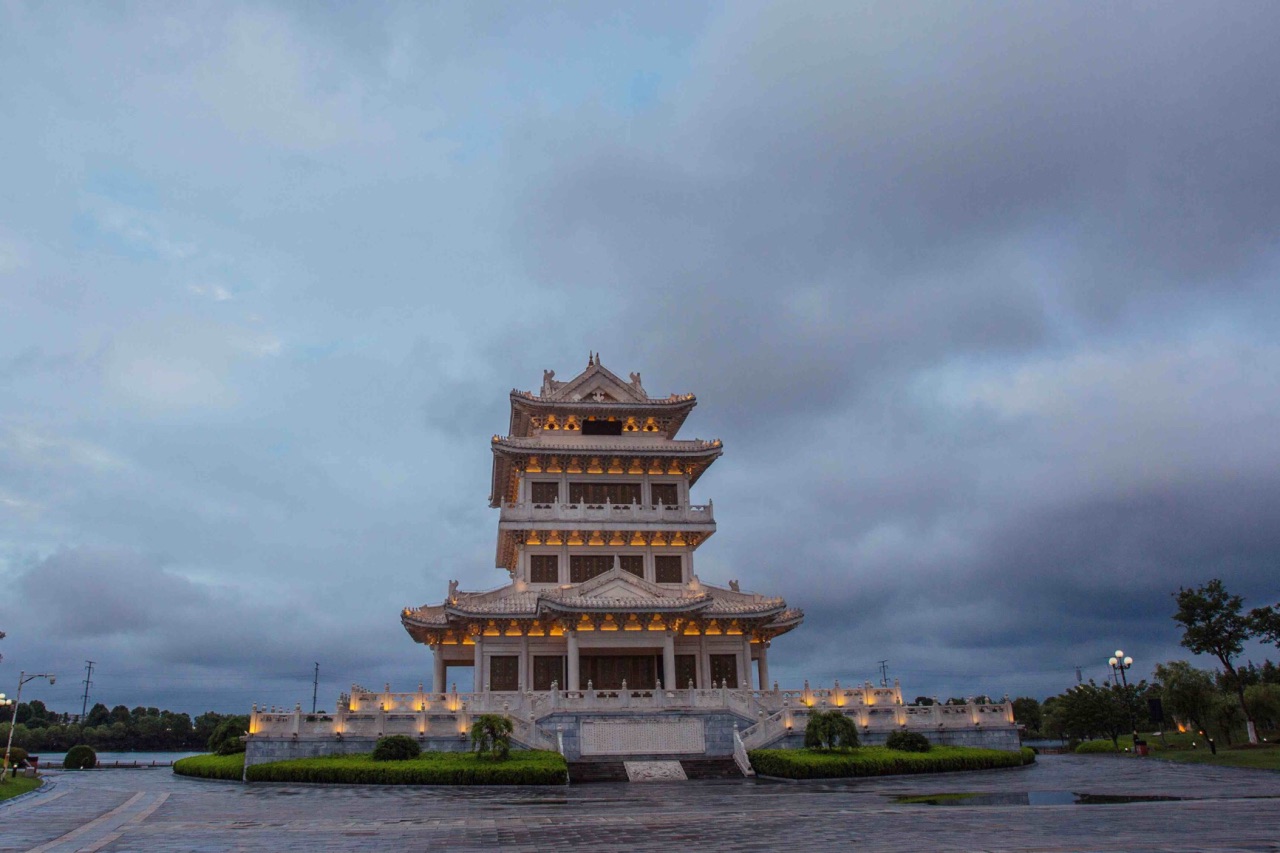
[3,1,1279,716]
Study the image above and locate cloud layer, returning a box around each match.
[2,1,1279,713]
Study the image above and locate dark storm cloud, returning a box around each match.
[2,2,1279,711]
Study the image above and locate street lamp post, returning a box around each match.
[3,671,56,781]
[1108,650,1137,749]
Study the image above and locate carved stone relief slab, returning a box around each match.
[580,719,705,755]
[624,760,688,781]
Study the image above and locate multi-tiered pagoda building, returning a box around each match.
[402,356,803,695]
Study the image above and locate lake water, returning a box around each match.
[33,751,202,765]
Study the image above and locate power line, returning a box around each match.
[81,660,95,718]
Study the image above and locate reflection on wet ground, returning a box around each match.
[894,790,1280,806]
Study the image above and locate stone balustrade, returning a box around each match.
[499,501,715,526]
[248,682,1014,754]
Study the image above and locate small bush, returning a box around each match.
[63,745,97,770]
[885,731,932,752]
[470,714,513,760]
[4,747,29,766]
[372,735,421,761]
[173,753,245,781]
[804,711,860,750]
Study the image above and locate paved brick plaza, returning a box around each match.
[3,755,1280,852]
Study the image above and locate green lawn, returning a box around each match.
[748,746,1035,779]
[176,750,568,785]
[0,775,43,801]
[1150,743,1280,770]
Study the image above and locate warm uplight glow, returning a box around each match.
[547,531,564,545]
[569,531,584,545]
[628,458,644,474]
[587,457,604,473]
[651,532,667,546]
[588,530,605,545]
[567,458,583,473]
[609,532,626,546]
[547,457,563,473]
[630,531,646,546]
[526,532,542,545]
[607,458,624,474]
[526,457,542,472]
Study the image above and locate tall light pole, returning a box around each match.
[3,672,56,781]
[1108,650,1137,748]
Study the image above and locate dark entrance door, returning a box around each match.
[675,654,698,689]
[533,655,564,690]
[489,655,519,691]
[581,655,659,690]
[709,654,739,688]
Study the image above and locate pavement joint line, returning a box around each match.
[76,792,171,853]
[25,791,147,853]
[0,788,67,815]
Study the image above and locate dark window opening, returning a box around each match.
[569,482,641,505]
[581,419,623,436]
[531,482,559,505]
[570,554,613,583]
[650,483,679,506]
[619,555,644,577]
[655,556,683,584]
[675,655,698,689]
[530,554,559,583]
[533,656,564,690]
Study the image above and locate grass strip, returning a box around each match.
[0,775,44,801]
[749,746,1036,779]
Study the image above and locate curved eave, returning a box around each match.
[508,393,697,439]
[538,597,712,616]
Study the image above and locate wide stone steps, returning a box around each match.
[568,757,745,783]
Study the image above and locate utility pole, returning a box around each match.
[81,661,95,719]
[312,662,319,714]
[878,660,890,688]
[1075,666,1083,684]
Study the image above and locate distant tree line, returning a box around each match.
[1010,579,1280,747]
[0,701,248,754]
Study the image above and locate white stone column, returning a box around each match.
[566,629,580,691]
[757,642,770,691]
[432,645,446,694]
[473,636,485,693]
[662,631,677,690]
[518,636,529,692]
[698,634,709,688]
[740,635,753,689]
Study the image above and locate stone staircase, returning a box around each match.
[568,757,745,783]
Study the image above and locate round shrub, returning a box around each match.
[886,731,932,752]
[372,735,421,761]
[64,745,98,770]
[4,747,29,766]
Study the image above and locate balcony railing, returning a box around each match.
[500,501,714,526]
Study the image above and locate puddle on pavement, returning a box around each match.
[893,791,1188,806]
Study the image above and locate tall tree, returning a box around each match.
[1153,661,1217,737]
[1172,579,1260,743]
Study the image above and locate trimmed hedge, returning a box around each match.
[246,750,568,785]
[4,747,29,765]
[749,746,1036,779]
[63,745,97,770]
[173,753,246,781]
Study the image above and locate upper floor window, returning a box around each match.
[570,554,613,583]
[569,482,641,505]
[650,483,679,506]
[530,554,559,583]
[655,555,683,584]
[531,482,559,505]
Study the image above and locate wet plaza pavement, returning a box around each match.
[3,755,1280,852]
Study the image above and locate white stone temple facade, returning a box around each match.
[244,359,1018,769]
[401,356,803,695]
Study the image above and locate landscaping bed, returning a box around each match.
[749,746,1036,779]
[173,753,246,781]
[175,750,568,785]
